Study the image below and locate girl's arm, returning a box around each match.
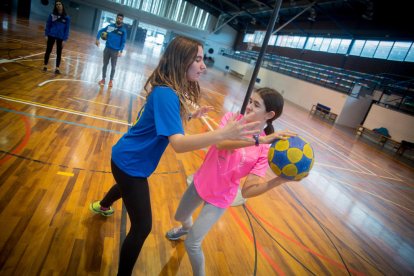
[216,130,297,151]
[168,116,261,153]
[241,174,290,198]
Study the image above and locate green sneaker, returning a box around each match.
[89,201,114,217]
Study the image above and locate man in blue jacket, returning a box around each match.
[96,13,127,88]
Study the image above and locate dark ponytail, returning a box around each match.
[264,121,274,135]
[256,87,284,135]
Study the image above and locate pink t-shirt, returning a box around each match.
[193,112,270,208]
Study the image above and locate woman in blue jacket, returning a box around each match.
[43,1,70,74]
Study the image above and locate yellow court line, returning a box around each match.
[0,95,131,126]
[71,97,121,108]
[57,171,74,177]
[324,174,414,213]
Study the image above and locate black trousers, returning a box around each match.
[101,160,152,276]
[44,36,63,67]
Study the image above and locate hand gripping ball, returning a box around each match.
[100,31,108,40]
[268,136,314,180]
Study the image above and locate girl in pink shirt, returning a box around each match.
[166,87,296,276]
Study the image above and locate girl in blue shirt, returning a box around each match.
[90,36,260,275]
[43,1,70,74]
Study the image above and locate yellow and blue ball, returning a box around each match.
[100,31,108,40]
[268,136,314,180]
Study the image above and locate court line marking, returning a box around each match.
[70,97,122,108]
[0,95,132,126]
[0,107,125,134]
[2,37,91,57]
[0,52,44,64]
[324,174,414,213]
[244,205,367,275]
[315,163,404,182]
[280,116,404,181]
[38,79,145,98]
[228,208,286,275]
[282,110,407,180]
[280,118,374,175]
[12,58,55,62]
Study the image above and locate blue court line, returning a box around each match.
[0,107,126,134]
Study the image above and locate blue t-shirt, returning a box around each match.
[112,86,184,177]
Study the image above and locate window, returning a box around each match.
[405,45,414,62]
[243,34,254,43]
[361,40,379,58]
[297,36,306,48]
[286,36,295,48]
[327,39,340,53]
[320,38,331,51]
[337,39,351,54]
[374,41,393,59]
[268,35,277,45]
[304,37,315,49]
[108,0,210,30]
[291,36,301,48]
[254,31,265,45]
[311,37,323,51]
[388,41,411,61]
[350,40,365,56]
[276,35,288,47]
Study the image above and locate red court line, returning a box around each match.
[246,204,366,276]
[0,102,31,165]
[229,208,286,276]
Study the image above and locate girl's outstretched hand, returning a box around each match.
[220,113,261,141]
[192,106,214,119]
[261,129,297,144]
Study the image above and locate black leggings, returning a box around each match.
[101,160,152,276]
[44,36,63,67]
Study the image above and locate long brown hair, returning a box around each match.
[53,1,67,16]
[256,87,284,135]
[144,36,203,119]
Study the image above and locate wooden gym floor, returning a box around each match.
[0,14,413,275]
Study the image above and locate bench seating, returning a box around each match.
[310,103,338,123]
[397,140,414,155]
[229,69,244,79]
[356,125,401,150]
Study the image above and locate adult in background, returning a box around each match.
[43,0,70,74]
[96,13,127,88]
